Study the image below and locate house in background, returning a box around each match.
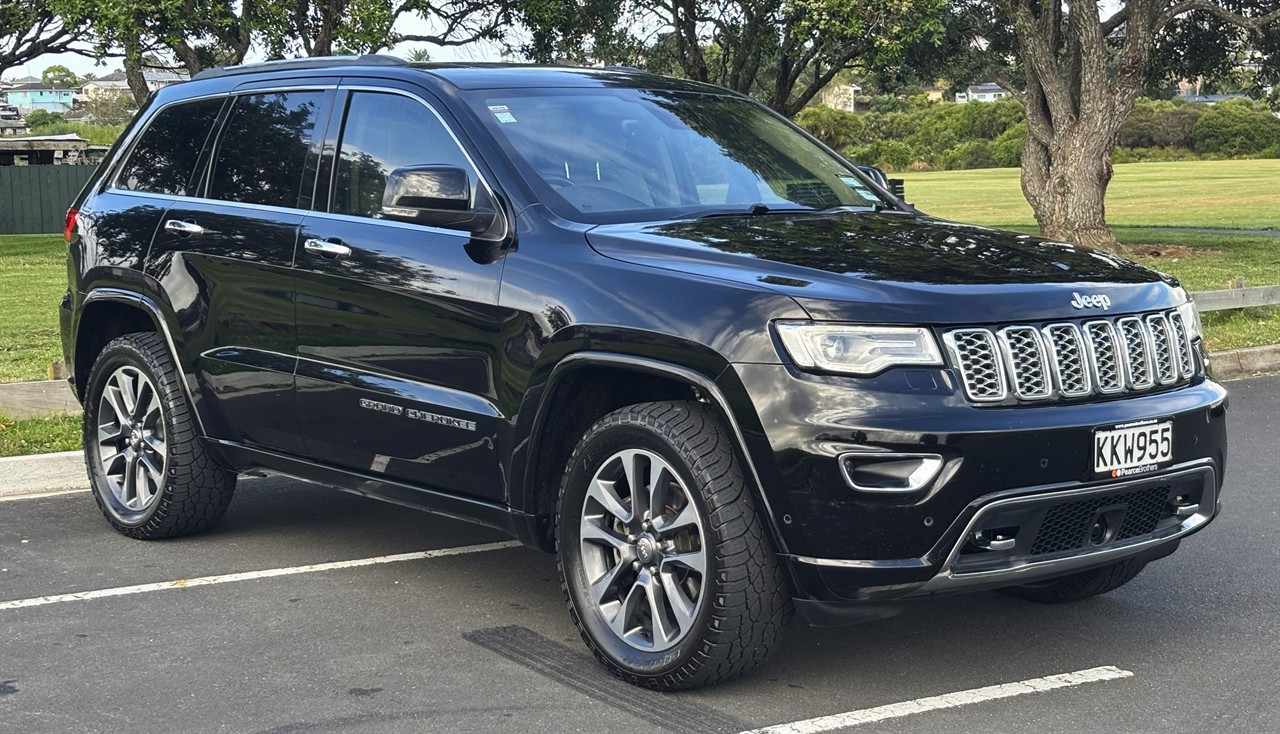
[956,82,1011,104]
[5,83,76,113]
[83,70,190,100]
[818,82,865,112]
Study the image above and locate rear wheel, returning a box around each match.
[998,558,1146,603]
[84,332,235,539]
[557,401,792,690]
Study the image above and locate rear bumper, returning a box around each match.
[785,459,1218,624]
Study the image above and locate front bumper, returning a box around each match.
[722,364,1228,618]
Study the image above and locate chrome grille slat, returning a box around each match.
[944,329,1007,402]
[947,309,1189,405]
[1167,311,1195,378]
[1043,324,1091,397]
[1116,317,1154,390]
[997,326,1051,399]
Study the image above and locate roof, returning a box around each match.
[967,82,1007,94]
[9,83,75,92]
[190,55,730,94]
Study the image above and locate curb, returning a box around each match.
[1210,344,1280,381]
[0,451,87,498]
[0,379,80,420]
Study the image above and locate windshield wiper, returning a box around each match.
[698,203,814,219]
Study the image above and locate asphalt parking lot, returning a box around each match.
[2,375,1276,734]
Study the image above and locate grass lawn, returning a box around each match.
[0,234,67,383]
[0,413,81,457]
[899,159,1280,230]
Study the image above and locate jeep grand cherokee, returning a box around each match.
[59,56,1227,690]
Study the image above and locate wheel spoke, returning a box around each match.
[117,370,138,417]
[585,478,632,525]
[587,560,627,605]
[580,519,628,552]
[133,379,154,422]
[609,580,646,640]
[97,422,124,446]
[647,463,674,523]
[123,453,139,507]
[659,569,697,632]
[103,384,129,425]
[140,452,164,485]
[643,570,676,645]
[134,457,154,507]
[653,501,699,536]
[662,546,707,577]
[621,450,649,520]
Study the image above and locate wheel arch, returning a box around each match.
[513,351,791,557]
[75,288,206,435]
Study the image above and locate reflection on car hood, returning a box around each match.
[587,212,1181,324]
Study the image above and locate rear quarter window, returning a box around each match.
[115,98,224,196]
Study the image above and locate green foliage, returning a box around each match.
[27,120,125,145]
[40,63,78,87]
[794,96,1280,171]
[23,109,64,128]
[0,413,82,457]
[1192,98,1280,157]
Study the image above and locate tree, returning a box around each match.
[516,0,947,116]
[41,63,78,86]
[960,1,1280,251]
[24,108,64,128]
[404,47,432,62]
[256,0,513,58]
[0,0,86,76]
[84,87,137,124]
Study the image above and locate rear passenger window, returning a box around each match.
[116,98,223,196]
[209,92,322,208]
[331,92,474,219]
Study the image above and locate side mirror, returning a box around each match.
[380,165,502,237]
[855,165,889,189]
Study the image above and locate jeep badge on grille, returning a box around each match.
[1071,292,1112,310]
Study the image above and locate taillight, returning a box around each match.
[64,208,78,242]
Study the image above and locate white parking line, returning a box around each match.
[738,666,1133,734]
[0,540,521,611]
[0,488,85,502]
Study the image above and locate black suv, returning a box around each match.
[60,56,1227,690]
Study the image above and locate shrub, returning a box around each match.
[1193,99,1280,156]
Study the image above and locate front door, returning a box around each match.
[292,87,516,501]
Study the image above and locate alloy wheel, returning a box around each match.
[579,448,708,652]
[96,365,167,512]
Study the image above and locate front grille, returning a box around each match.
[944,309,1195,404]
[1029,484,1171,556]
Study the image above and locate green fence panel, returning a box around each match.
[0,165,97,235]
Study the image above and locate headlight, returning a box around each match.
[776,322,943,375]
[1176,300,1203,342]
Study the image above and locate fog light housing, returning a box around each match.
[838,453,943,493]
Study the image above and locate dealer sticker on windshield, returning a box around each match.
[1093,419,1173,477]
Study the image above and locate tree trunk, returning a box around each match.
[1020,125,1127,253]
[123,34,151,107]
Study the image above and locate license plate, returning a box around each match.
[1093,420,1173,477]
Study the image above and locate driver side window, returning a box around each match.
[331,92,475,219]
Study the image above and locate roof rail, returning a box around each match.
[193,54,407,81]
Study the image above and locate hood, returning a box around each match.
[586,212,1182,324]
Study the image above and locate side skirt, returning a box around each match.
[205,439,543,547]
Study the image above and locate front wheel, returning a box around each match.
[557,401,792,690]
[83,332,236,539]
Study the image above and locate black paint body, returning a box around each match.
[60,63,1228,621]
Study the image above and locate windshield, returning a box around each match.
[462,88,894,224]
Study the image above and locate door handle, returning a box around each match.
[164,219,204,236]
[304,238,351,258]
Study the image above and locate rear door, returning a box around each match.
[146,84,334,454]
[292,84,516,501]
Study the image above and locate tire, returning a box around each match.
[998,558,1146,603]
[556,400,792,690]
[83,332,236,539]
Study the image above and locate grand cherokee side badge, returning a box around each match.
[1070,292,1111,310]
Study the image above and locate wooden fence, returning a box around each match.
[0,165,96,235]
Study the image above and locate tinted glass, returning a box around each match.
[332,92,473,218]
[463,89,892,224]
[116,98,223,195]
[209,92,322,208]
